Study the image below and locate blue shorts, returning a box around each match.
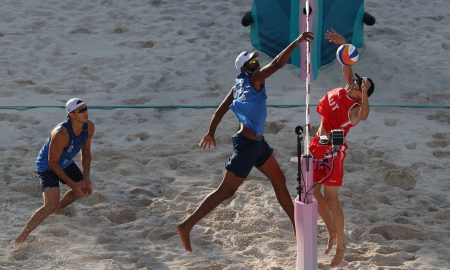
[37,163,83,192]
[225,133,274,178]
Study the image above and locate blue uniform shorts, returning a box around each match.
[37,162,84,192]
[225,133,274,178]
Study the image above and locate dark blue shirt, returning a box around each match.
[36,119,88,172]
[230,72,267,136]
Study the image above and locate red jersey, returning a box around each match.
[317,87,361,137]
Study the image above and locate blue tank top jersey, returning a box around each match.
[229,72,267,136]
[36,119,89,172]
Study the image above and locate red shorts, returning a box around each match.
[309,135,347,186]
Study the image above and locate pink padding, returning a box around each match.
[300,156,314,203]
[295,196,318,270]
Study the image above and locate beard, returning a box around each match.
[245,63,260,73]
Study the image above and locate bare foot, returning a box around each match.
[176,224,192,252]
[330,245,346,268]
[325,233,336,255]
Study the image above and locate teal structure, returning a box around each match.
[249,0,365,79]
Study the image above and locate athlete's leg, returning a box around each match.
[257,154,294,227]
[15,187,60,243]
[177,170,244,252]
[58,163,84,210]
[323,185,346,267]
[313,185,336,255]
[58,189,81,210]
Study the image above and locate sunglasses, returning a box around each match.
[248,58,258,65]
[74,106,88,113]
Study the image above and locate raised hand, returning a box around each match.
[81,178,93,196]
[361,79,370,96]
[325,29,346,45]
[296,31,314,43]
[73,184,87,197]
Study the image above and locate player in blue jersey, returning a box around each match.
[15,98,95,243]
[177,32,314,252]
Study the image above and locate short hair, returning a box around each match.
[366,78,375,97]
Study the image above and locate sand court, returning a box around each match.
[1,0,450,269]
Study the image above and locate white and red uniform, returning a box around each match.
[310,88,361,186]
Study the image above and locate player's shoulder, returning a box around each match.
[50,123,69,144]
[52,123,68,136]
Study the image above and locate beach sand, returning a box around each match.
[1,0,449,269]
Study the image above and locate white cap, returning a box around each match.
[235,51,259,71]
[65,98,86,113]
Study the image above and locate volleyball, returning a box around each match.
[336,44,359,66]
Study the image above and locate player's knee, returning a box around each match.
[313,190,324,199]
[223,186,239,199]
[44,202,60,214]
[327,198,341,209]
[223,191,236,200]
[215,184,239,200]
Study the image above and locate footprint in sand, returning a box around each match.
[384,167,417,190]
[367,149,384,158]
[426,111,450,124]
[384,118,397,127]
[121,97,152,105]
[69,27,91,34]
[265,121,284,135]
[346,149,367,164]
[374,195,392,205]
[79,192,108,206]
[126,132,150,142]
[162,156,183,170]
[369,224,426,241]
[113,26,128,33]
[126,74,145,89]
[426,132,448,148]
[150,0,162,7]
[267,240,289,252]
[10,180,40,198]
[41,227,69,237]
[405,142,417,150]
[33,86,52,94]
[97,205,137,224]
[345,247,370,263]
[371,251,416,266]
[117,41,154,49]
[96,149,129,161]
[432,150,450,158]
[55,206,76,217]
[127,181,167,206]
[129,185,164,198]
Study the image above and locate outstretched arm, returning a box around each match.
[251,32,314,88]
[199,87,234,149]
[325,29,353,86]
[48,127,86,197]
[358,80,370,120]
[80,120,95,195]
[350,79,371,125]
